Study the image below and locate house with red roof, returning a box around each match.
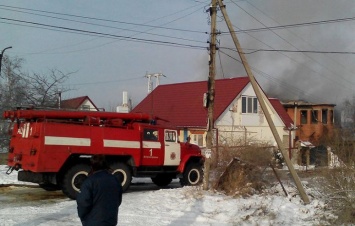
[60,96,99,111]
[132,77,294,149]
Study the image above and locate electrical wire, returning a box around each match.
[227,0,355,89]
[218,49,329,103]
[220,16,355,34]
[0,4,207,34]
[0,6,206,44]
[0,3,209,55]
[243,49,355,55]
[242,0,355,89]
[217,49,225,78]
[0,17,207,50]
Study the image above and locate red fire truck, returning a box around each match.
[4,109,204,199]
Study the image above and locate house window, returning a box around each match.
[311,110,319,124]
[192,134,203,146]
[242,96,258,114]
[81,105,90,111]
[300,110,307,124]
[322,109,328,124]
[330,110,334,124]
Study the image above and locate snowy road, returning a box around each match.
[0,165,335,225]
[0,181,184,226]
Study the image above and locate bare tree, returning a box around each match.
[0,55,74,150]
[20,69,73,108]
[0,55,27,112]
[0,55,74,110]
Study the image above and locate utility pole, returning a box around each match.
[217,0,310,204]
[0,46,12,76]
[204,0,218,190]
[57,89,62,109]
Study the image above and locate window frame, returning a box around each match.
[322,109,328,124]
[164,130,177,142]
[192,134,203,146]
[241,96,258,114]
[311,110,319,124]
[300,110,308,124]
[81,105,91,111]
[143,128,159,141]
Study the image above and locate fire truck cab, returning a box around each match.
[4,109,204,199]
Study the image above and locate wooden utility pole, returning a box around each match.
[217,0,310,204]
[204,0,218,190]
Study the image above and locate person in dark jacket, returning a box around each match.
[77,155,123,226]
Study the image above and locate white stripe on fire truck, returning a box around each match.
[103,140,161,149]
[103,140,140,148]
[44,136,91,146]
[142,141,161,149]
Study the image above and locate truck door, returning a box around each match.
[163,130,181,166]
[141,128,161,165]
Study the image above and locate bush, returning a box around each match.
[212,143,275,197]
[318,167,355,224]
[317,127,355,224]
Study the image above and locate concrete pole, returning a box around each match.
[204,0,218,191]
[217,0,310,204]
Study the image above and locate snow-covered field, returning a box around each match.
[0,165,335,225]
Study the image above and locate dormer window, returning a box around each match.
[242,96,258,114]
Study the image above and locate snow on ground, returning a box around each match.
[0,165,335,225]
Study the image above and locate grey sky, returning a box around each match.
[1,0,354,110]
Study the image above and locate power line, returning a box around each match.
[12,2,353,37]
[220,16,355,34]
[0,17,207,50]
[228,0,355,89]
[242,49,355,55]
[218,49,329,103]
[242,0,355,90]
[217,2,355,93]
[0,4,207,34]
[0,3,209,55]
[0,6,206,45]
[13,4,209,54]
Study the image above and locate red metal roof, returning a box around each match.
[61,96,98,110]
[269,98,294,128]
[132,77,250,128]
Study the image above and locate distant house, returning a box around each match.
[283,100,335,145]
[60,96,99,111]
[132,77,293,149]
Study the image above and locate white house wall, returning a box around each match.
[81,99,97,111]
[215,83,288,146]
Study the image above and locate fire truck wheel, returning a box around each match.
[180,163,203,186]
[151,175,173,187]
[110,162,132,192]
[62,164,90,200]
